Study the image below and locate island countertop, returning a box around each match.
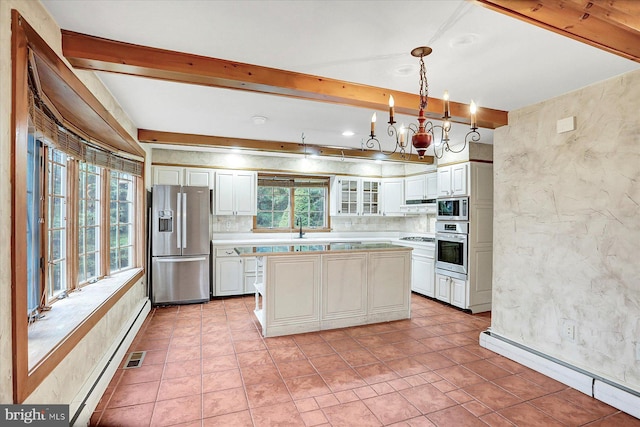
[233,242,412,256]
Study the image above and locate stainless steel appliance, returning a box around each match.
[436,197,469,221]
[435,221,468,279]
[151,185,211,305]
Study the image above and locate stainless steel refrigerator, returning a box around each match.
[151,185,211,305]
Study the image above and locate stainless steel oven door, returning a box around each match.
[435,232,468,275]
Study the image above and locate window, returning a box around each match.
[78,163,101,284]
[256,175,329,231]
[47,148,68,301]
[109,171,135,272]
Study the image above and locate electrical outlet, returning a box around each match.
[562,321,576,342]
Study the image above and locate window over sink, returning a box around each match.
[255,174,330,232]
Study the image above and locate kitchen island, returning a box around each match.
[235,243,412,337]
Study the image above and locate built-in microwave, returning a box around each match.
[437,197,468,221]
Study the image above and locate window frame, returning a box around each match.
[11,10,146,403]
[77,162,103,286]
[254,174,331,232]
[109,170,137,273]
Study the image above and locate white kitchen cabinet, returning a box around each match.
[435,273,467,309]
[215,249,244,296]
[153,166,215,188]
[381,178,404,216]
[437,163,469,197]
[405,172,437,200]
[333,177,380,216]
[243,257,258,294]
[411,253,434,298]
[215,170,257,215]
[153,166,184,186]
[435,274,451,303]
[185,167,214,188]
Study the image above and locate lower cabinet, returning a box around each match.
[435,273,467,309]
[214,253,244,296]
[411,253,434,298]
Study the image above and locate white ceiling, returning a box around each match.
[41,0,640,154]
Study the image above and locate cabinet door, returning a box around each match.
[450,277,467,309]
[435,274,451,303]
[234,171,257,215]
[437,167,452,197]
[405,175,426,200]
[215,257,244,296]
[361,179,380,215]
[337,178,359,215]
[411,254,434,297]
[381,179,404,216]
[153,166,183,186]
[215,172,235,215]
[185,168,214,188]
[425,173,438,199]
[450,163,468,196]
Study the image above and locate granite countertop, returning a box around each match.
[234,242,412,256]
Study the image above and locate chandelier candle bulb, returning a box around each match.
[371,112,376,135]
[470,100,477,129]
[389,95,395,124]
[443,91,450,118]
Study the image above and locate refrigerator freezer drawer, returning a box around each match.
[152,255,210,304]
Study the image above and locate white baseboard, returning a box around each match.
[71,298,151,426]
[480,330,640,419]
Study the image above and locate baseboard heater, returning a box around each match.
[479,330,640,419]
[70,298,151,425]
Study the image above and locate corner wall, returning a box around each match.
[492,69,640,391]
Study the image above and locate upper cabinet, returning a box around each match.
[381,178,404,216]
[215,170,257,216]
[437,163,469,197]
[152,166,214,188]
[185,168,214,188]
[332,177,381,216]
[405,172,437,201]
[153,166,184,186]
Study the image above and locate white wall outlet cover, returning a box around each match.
[557,116,576,133]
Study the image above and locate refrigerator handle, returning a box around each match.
[182,193,187,249]
[176,193,182,249]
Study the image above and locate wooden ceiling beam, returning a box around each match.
[138,129,435,164]
[61,30,508,130]
[475,0,640,63]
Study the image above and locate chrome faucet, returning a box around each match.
[297,217,305,238]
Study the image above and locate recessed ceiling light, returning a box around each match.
[449,33,479,48]
[252,115,267,125]
[342,130,355,137]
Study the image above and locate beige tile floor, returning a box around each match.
[90,294,640,426]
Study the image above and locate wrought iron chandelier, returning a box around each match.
[365,46,481,160]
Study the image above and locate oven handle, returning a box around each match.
[436,233,467,242]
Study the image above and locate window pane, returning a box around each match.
[78,256,86,284]
[51,197,65,228]
[78,228,85,255]
[49,261,65,295]
[86,226,98,252]
[110,226,117,250]
[256,212,272,228]
[87,252,98,279]
[119,247,131,269]
[118,225,131,246]
[273,188,289,211]
[110,249,118,271]
[110,201,118,224]
[50,229,63,261]
[118,203,131,224]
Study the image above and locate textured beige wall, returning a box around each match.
[492,69,640,391]
[0,0,144,403]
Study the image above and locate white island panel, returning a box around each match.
[321,253,368,329]
[368,251,411,322]
[266,255,321,336]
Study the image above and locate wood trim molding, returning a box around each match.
[61,30,508,130]
[140,129,435,164]
[11,8,30,404]
[17,17,144,157]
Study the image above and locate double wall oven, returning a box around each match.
[435,197,469,281]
